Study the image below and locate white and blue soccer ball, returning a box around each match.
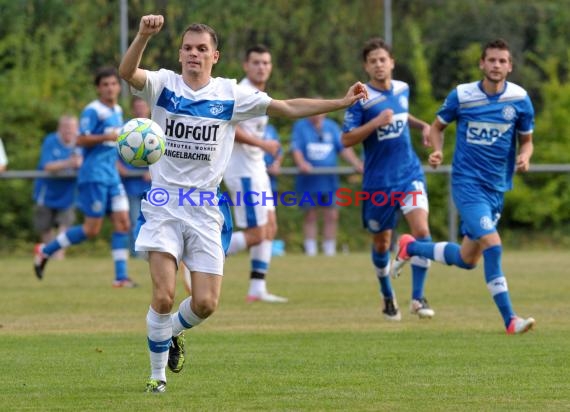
[117,118,165,167]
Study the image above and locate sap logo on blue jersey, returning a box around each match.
[466,121,511,145]
[376,112,408,141]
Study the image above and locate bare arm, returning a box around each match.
[118,15,164,90]
[44,154,82,172]
[340,147,364,173]
[77,132,118,148]
[266,82,367,119]
[234,126,280,157]
[408,114,431,147]
[341,109,393,148]
[516,133,533,172]
[427,118,448,168]
[291,150,312,173]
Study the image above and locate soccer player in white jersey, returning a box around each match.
[119,14,367,393]
[341,38,434,321]
[392,39,536,335]
[223,45,287,303]
[34,67,135,288]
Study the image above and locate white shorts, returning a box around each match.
[135,186,232,275]
[224,173,275,228]
[401,180,429,215]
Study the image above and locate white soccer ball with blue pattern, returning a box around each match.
[117,118,165,167]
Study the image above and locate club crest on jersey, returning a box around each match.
[209,103,224,116]
[502,105,516,121]
[399,95,408,110]
[376,112,408,141]
[466,121,511,145]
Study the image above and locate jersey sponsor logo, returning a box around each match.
[376,112,408,141]
[502,105,516,121]
[466,121,511,145]
[306,142,333,161]
[164,119,220,142]
[164,149,212,161]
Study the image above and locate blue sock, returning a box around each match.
[411,236,431,300]
[111,232,129,281]
[407,239,435,260]
[483,245,515,328]
[372,248,393,299]
[408,240,476,270]
[43,225,87,256]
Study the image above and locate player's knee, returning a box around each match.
[153,293,175,313]
[245,227,264,246]
[192,295,218,318]
[372,238,391,253]
[83,225,100,238]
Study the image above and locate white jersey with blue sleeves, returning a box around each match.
[342,80,424,190]
[78,100,123,184]
[438,81,534,192]
[133,69,272,189]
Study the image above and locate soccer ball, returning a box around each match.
[117,118,165,167]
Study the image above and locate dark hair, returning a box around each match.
[362,37,393,61]
[481,38,511,60]
[180,23,219,49]
[244,44,271,61]
[94,66,120,86]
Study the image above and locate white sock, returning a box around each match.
[171,297,204,337]
[227,231,247,255]
[322,239,336,256]
[249,240,272,296]
[249,278,267,296]
[146,306,172,382]
[304,239,317,256]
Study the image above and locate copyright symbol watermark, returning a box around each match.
[147,188,169,206]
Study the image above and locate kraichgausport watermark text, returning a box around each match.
[145,187,422,208]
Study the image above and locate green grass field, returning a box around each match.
[1,251,569,411]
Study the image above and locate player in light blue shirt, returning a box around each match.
[342,38,434,321]
[392,39,536,334]
[292,114,362,256]
[34,67,136,288]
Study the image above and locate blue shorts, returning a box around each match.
[452,181,504,240]
[77,182,129,217]
[362,179,429,233]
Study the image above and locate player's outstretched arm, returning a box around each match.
[119,14,164,90]
[427,118,447,168]
[267,82,367,119]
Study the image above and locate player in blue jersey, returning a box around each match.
[33,115,82,260]
[342,37,434,321]
[34,67,137,288]
[392,39,535,334]
[119,14,367,393]
[292,113,363,256]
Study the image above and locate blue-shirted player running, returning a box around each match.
[342,38,434,321]
[392,39,536,334]
[34,67,136,288]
